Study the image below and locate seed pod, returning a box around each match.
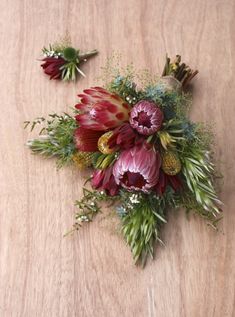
[72,151,93,169]
[162,150,181,175]
[98,131,115,154]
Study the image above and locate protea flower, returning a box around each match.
[108,123,143,150]
[129,100,163,135]
[74,127,103,152]
[41,57,66,80]
[75,87,130,131]
[155,169,182,195]
[91,166,119,196]
[113,143,161,192]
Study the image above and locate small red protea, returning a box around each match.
[41,57,66,80]
[75,87,130,131]
[108,123,143,150]
[129,100,163,135]
[74,127,103,152]
[113,143,161,192]
[91,166,119,196]
[155,169,182,195]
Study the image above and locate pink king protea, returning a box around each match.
[129,100,163,135]
[75,87,130,131]
[113,143,161,192]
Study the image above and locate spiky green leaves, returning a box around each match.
[92,152,118,169]
[119,191,177,266]
[181,148,221,216]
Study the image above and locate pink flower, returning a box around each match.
[108,123,143,150]
[113,143,161,192]
[75,87,130,131]
[91,166,119,196]
[41,57,66,80]
[129,100,163,135]
[74,127,103,152]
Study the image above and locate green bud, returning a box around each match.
[63,47,78,62]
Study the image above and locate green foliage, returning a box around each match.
[92,152,118,169]
[180,191,222,228]
[65,188,118,235]
[108,75,140,104]
[119,189,178,266]
[25,113,77,168]
[181,147,221,216]
[143,85,192,120]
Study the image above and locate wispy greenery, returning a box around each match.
[25,113,77,168]
[64,188,118,236]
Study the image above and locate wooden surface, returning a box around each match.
[0,0,234,316]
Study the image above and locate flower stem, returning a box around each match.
[79,49,98,60]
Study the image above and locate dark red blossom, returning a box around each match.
[91,166,119,196]
[155,169,182,195]
[41,57,66,80]
[74,127,103,152]
[108,123,143,150]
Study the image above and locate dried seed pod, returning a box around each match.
[161,150,181,175]
[98,131,115,154]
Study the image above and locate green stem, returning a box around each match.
[79,49,98,60]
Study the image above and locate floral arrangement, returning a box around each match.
[41,40,98,81]
[26,55,222,266]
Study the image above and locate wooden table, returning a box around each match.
[0,1,234,316]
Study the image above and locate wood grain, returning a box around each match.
[0,0,234,316]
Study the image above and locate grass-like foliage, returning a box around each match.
[24,113,77,168]
[118,189,178,266]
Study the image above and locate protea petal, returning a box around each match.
[74,127,103,152]
[154,169,182,195]
[91,166,119,196]
[41,57,66,80]
[75,87,130,131]
[108,123,143,150]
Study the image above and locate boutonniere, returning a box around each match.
[26,55,222,266]
[40,39,98,81]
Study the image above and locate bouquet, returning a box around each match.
[25,55,222,266]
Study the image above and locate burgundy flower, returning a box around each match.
[108,123,143,150]
[41,57,66,80]
[74,127,103,152]
[75,87,130,131]
[91,166,119,196]
[129,100,163,135]
[155,169,182,195]
[113,143,161,192]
